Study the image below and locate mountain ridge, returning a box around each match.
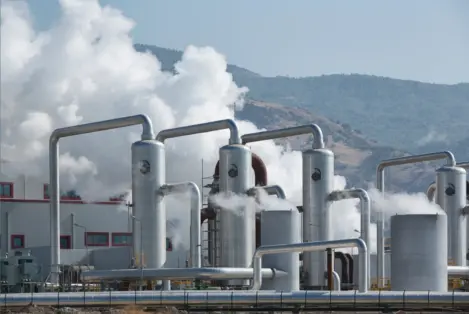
[135,43,467,192]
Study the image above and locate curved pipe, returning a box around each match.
[345,253,354,286]
[332,271,341,291]
[328,188,370,288]
[241,124,325,149]
[247,185,286,200]
[49,114,154,284]
[250,238,368,293]
[334,252,350,285]
[159,182,201,268]
[3,291,469,309]
[247,185,286,248]
[156,119,241,145]
[375,151,456,288]
[81,267,286,282]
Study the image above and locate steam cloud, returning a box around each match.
[1,0,441,255]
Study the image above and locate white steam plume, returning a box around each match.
[1,0,440,256]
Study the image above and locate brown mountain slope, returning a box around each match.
[236,100,437,193]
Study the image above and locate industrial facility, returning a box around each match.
[0,114,468,312]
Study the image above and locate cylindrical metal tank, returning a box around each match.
[218,144,254,286]
[435,166,467,266]
[261,209,301,291]
[131,140,166,269]
[391,214,448,292]
[302,148,334,289]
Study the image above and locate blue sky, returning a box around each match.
[25,0,469,84]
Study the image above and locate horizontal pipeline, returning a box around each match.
[81,267,286,281]
[2,291,469,308]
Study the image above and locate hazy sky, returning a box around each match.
[25,0,469,84]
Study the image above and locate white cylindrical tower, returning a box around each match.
[218,144,253,286]
[391,214,448,292]
[302,148,334,289]
[131,140,166,269]
[436,166,467,266]
[261,209,301,291]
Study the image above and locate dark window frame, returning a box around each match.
[84,232,109,247]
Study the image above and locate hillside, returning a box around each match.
[135,44,465,192]
[236,101,437,192]
[135,44,469,152]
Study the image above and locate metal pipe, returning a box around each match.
[241,124,325,149]
[247,185,286,199]
[375,151,456,288]
[6,291,469,309]
[49,114,155,284]
[427,161,469,201]
[81,267,286,281]
[159,182,201,268]
[326,248,334,290]
[250,238,368,292]
[448,266,469,277]
[155,119,241,145]
[328,188,371,288]
[332,270,341,291]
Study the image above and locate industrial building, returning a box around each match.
[0,173,188,287]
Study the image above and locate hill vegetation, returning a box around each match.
[135,44,469,192]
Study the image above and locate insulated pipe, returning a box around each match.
[332,271,341,291]
[81,267,286,281]
[156,119,241,145]
[247,185,286,200]
[3,291,469,309]
[241,124,325,149]
[250,238,368,293]
[328,188,371,288]
[448,266,469,277]
[49,114,155,284]
[375,151,456,288]
[159,182,201,268]
[334,252,350,285]
[345,253,354,285]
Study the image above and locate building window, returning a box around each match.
[0,182,13,198]
[60,235,72,249]
[43,184,81,200]
[166,237,173,252]
[11,235,25,249]
[85,232,109,247]
[112,233,132,246]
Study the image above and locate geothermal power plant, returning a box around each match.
[1,114,469,312]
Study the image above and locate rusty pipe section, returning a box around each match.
[159,182,201,268]
[328,188,371,288]
[49,114,154,284]
[156,119,241,145]
[250,238,368,292]
[241,124,325,149]
[375,151,456,288]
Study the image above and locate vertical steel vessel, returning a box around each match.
[260,209,301,291]
[391,214,448,292]
[218,144,254,286]
[131,140,166,269]
[435,166,467,266]
[302,148,334,289]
